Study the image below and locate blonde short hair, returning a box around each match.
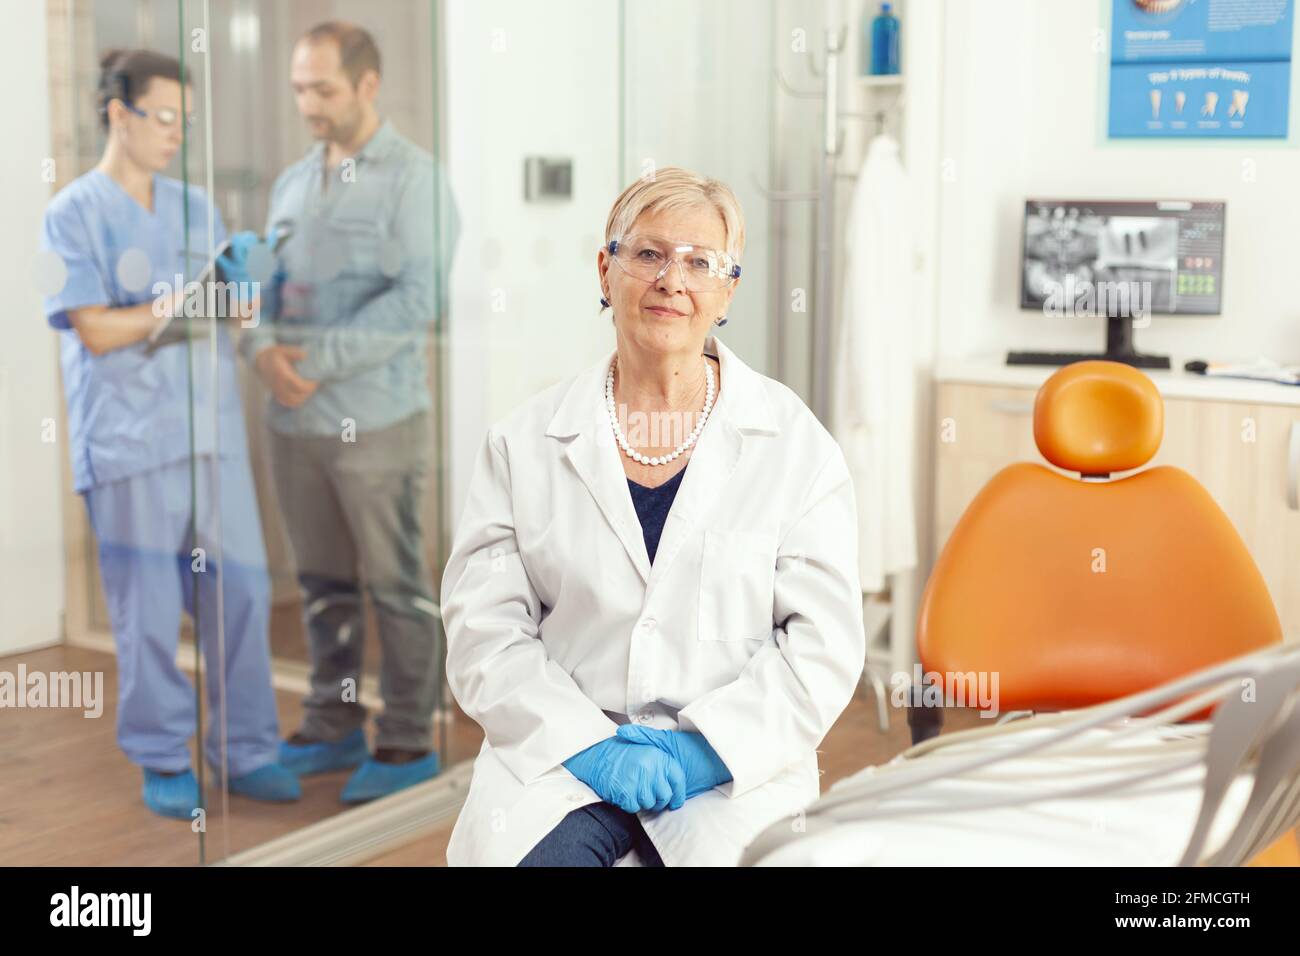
[604,167,746,259]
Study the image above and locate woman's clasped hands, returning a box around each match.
[562,726,733,814]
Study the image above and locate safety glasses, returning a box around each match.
[124,102,196,131]
[608,234,741,292]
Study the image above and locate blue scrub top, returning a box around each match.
[41,170,249,493]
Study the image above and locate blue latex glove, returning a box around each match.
[616,725,733,798]
[215,230,264,317]
[218,230,284,321]
[216,230,260,285]
[563,736,686,814]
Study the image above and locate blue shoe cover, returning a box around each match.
[340,751,440,804]
[278,727,369,775]
[227,762,302,802]
[142,768,201,820]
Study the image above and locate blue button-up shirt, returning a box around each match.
[242,119,459,436]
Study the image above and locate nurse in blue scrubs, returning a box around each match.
[39,48,299,818]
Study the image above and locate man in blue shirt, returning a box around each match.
[41,48,299,818]
[231,22,458,802]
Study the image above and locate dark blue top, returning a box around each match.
[627,465,688,564]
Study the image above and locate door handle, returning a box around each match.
[1288,421,1299,511]
[988,399,1034,415]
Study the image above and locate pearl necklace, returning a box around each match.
[606,358,715,466]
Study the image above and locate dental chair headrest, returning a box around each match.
[1033,360,1163,476]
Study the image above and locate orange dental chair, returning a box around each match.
[910,360,1296,865]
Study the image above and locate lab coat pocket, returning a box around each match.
[698,529,777,642]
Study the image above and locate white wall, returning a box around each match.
[444,0,626,523]
[1,0,67,654]
[443,1,792,525]
[934,0,1300,365]
[623,0,774,373]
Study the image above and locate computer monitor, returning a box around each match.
[1012,199,1226,369]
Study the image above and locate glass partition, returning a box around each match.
[21,0,215,865]
[29,0,472,866]
[194,0,467,861]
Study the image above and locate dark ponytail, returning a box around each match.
[96,48,191,130]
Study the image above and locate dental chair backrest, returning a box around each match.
[916,360,1282,713]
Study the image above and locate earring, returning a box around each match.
[600,296,610,308]
[715,315,728,327]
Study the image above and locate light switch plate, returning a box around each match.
[524,157,572,200]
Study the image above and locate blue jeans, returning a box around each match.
[518,803,666,867]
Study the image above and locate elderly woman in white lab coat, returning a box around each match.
[440,167,865,867]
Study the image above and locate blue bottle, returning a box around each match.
[869,2,900,76]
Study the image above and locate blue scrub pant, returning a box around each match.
[84,455,280,777]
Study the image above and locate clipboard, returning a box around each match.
[145,238,233,353]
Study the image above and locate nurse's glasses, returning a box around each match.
[607,234,742,292]
[123,103,196,131]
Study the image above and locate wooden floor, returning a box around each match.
[2,636,979,866]
[0,642,484,866]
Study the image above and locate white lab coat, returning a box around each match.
[830,133,918,594]
[441,335,865,866]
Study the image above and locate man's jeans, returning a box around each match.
[269,411,439,752]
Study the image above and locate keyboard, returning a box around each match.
[1006,351,1171,370]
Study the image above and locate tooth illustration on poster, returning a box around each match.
[1108,0,1292,138]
